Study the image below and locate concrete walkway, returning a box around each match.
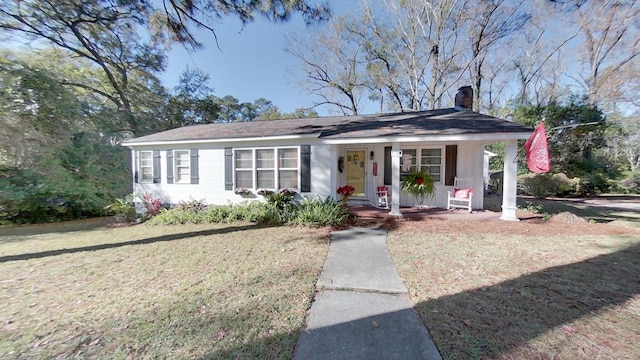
[294,227,442,360]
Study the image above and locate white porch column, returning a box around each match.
[390,142,402,216]
[500,139,519,221]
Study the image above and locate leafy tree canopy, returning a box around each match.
[162,0,331,48]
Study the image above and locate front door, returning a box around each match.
[345,150,366,197]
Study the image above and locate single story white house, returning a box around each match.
[122,88,532,221]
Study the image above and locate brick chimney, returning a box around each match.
[455,86,473,110]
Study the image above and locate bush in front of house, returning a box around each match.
[608,171,640,194]
[619,171,640,193]
[518,172,583,198]
[294,196,350,227]
[146,196,350,227]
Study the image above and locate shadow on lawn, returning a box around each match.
[416,242,640,359]
[0,224,269,263]
[22,240,634,359]
[197,246,640,359]
[0,217,113,238]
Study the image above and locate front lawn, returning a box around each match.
[388,219,640,359]
[0,220,330,359]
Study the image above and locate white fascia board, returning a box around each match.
[122,133,322,147]
[320,132,533,144]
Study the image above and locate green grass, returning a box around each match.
[0,220,330,359]
[388,221,640,360]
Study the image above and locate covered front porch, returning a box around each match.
[332,139,521,221]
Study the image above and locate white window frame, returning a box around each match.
[420,148,443,183]
[138,151,153,183]
[256,149,276,189]
[173,150,190,184]
[234,149,254,189]
[277,147,299,190]
[233,147,300,191]
[400,146,444,184]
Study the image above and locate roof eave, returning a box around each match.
[122,133,323,147]
[321,132,533,144]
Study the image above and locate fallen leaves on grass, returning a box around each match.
[388,220,640,360]
[0,222,330,359]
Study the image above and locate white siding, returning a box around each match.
[129,139,488,210]
[135,147,228,206]
[132,142,333,208]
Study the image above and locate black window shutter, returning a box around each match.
[300,145,311,192]
[134,151,139,183]
[384,147,392,185]
[153,150,161,183]
[445,145,457,186]
[190,149,199,184]
[224,147,233,190]
[166,149,174,184]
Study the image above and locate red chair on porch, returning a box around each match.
[376,186,389,209]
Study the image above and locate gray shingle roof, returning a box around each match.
[123,108,532,144]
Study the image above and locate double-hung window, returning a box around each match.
[138,151,153,183]
[278,148,299,189]
[235,149,253,188]
[400,149,418,180]
[234,147,299,190]
[174,150,190,183]
[256,149,275,188]
[420,148,442,183]
[399,147,443,183]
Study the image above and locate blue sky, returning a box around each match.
[160,1,362,116]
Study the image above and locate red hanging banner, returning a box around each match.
[524,122,551,173]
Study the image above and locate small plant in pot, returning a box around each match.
[234,187,252,195]
[336,185,355,204]
[401,170,435,207]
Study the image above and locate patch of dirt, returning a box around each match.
[547,211,587,224]
[376,210,639,236]
[354,196,640,236]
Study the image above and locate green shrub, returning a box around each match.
[243,202,281,224]
[148,201,283,225]
[518,173,556,198]
[578,171,609,195]
[173,199,208,214]
[104,194,136,223]
[266,189,297,210]
[199,206,232,223]
[612,171,640,194]
[146,208,200,225]
[518,172,582,198]
[146,196,350,228]
[293,196,350,227]
[0,167,113,224]
[0,137,130,224]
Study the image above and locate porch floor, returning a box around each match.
[347,205,502,221]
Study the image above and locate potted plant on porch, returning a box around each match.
[401,169,435,207]
[336,185,355,204]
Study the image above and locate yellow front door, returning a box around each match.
[345,150,366,197]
